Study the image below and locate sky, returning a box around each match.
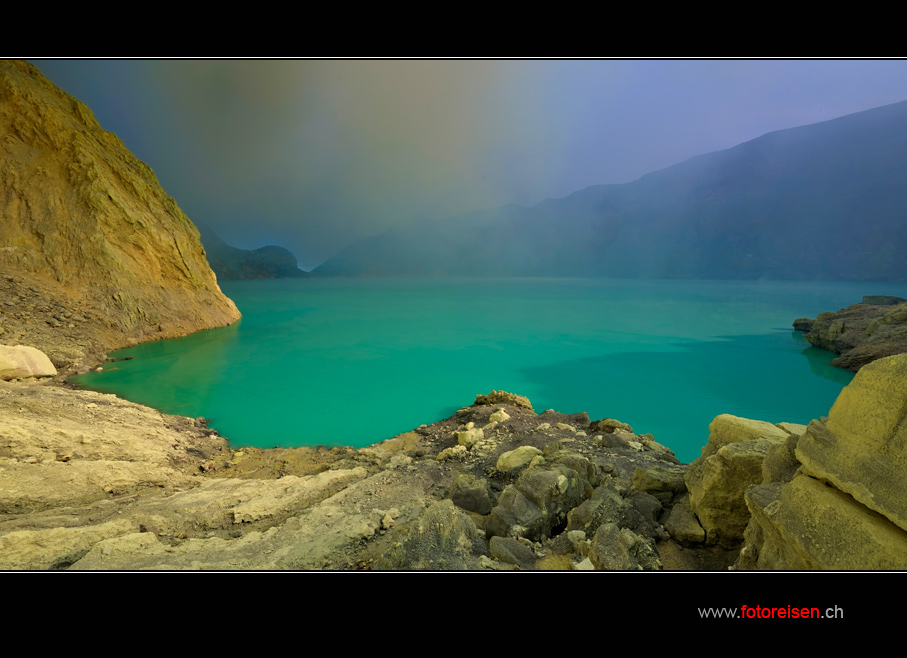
[29,58,907,270]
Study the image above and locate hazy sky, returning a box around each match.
[30,59,907,270]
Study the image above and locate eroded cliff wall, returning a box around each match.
[0,60,240,368]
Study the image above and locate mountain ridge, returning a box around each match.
[315,99,907,281]
[196,222,307,280]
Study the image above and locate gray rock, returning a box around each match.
[487,464,589,541]
[489,536,537,570]
[375,500,488,570]
[664,494,706,545]
[589,523,662,571]
[861,295,907,306]
[450,473,494,515]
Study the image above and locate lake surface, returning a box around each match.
[70,278,901,463]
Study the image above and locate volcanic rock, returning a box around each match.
[0,60,240,367]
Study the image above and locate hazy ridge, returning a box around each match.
[316,100,907,281]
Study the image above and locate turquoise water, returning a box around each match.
[70,278,900,463]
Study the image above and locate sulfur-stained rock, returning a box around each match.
[742,475,907,570]
[685,415,788,547]
[631,464,687,495]
[590,418,634,434]
[456,426,484,449]
[496,445,543,474]
[0,60,240,363]
[474,390,533,411]
[797,301,907,371]
[796,353,907,533]
[761,432,802,485]
[0,380,228,513]
[0,519,135,570]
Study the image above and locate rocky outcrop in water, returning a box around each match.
[0,60,240,370]
[794,297,907,371]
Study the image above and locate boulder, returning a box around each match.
[489,536,538,570]
[796,354,907,532]
[0,345,56,380]
[663,494,706,545]
[487,464,589,541]
[496,445,543,474]
[685,415,787,547]
[589,523,662,571]
[743,476,907,569]
[450,473,494,515]
[737,354,907,569]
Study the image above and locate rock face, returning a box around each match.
[735,354,907,570]
[196,223,307,280]
[795,299,907,371]
[0,60,240,368]
[684,415,788,547]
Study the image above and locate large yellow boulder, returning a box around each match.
[797,353,907,532]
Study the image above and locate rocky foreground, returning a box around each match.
[795,295,907,371]
[2,358,906,570]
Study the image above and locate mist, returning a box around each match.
[32,59,907,270]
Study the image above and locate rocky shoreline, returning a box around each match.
[794,295,907,371]
[2,359,907,570]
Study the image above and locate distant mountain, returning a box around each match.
[315,100,907,281]
[197,223,307,280]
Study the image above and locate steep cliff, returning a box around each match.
[0,60,240,369]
